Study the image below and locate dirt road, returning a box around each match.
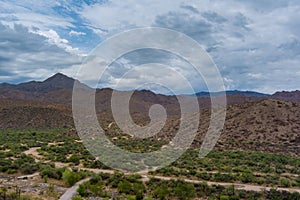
[152,175,300,193]
[59,177,91,200]
[23,147,300,198]
[59,170,300,199]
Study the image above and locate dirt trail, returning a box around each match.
[23,147,69,168]
[22,148,300,197]
[152,175,300,193]
[59,170,300,199]
[23,147,43,162]
[59,178,91,200]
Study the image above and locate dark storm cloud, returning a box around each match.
[154,12,215,46]
[202,11,227,24]
[180,5,200,14]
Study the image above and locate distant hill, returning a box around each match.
[272,90,300,102]
[0,73,299,111]
[0,73,78,93]
[194,90,270,97]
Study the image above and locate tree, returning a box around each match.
[62,169,80,186]
[153,183,169,200]
[90,182,103,196]
[20,163,39,174]
[68,155,81,165]
[77,183,88,197]
[267,188,284,200]
[118,180,132,194]
[133,182,146,200]
[239,172,255,183]
[173,182,196,200]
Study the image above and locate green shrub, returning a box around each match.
[280,178,290,187]
[118,180,132,194]
[62,169,80,186]
[20,163,39,174]
[72,196,83,200]
[153,184,169,200]
[220,195,229,200]
[173,182,196,200]
[77,183,88,197]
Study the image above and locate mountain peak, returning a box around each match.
[44,73,74,83]
[38,73,76,93]
[0,73,91,95]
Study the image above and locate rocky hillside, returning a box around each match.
[272,90,300,102]
[0,74,299,155]
[0,99,73,130]
[216,99,300,155]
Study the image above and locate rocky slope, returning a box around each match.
[0,74,299,155]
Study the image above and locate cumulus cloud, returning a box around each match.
[32,29,80,54]
[0,23,81,82]
[78,0,183,35]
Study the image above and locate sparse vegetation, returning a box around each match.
[0,129,299,199]
[1,130,300,186]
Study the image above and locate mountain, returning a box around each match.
[1,97,299,155]
[0,73,77,93]
[214,99,300,155]
[0,73,263,108]
[0,74,299,114]
[272,90,300,102]
[0,99,73,129]
[0,73,300,155]
[0,73,299,118]
[194,90,270,97]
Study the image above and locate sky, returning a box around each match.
[0,0,300,94]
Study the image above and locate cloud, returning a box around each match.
[94,61,202,95]
[202,11,227,24]
[78,0,183,35]
[0,0,74,29]
[154,12,214,46]
[32,29,80,54]
[1,0,300,94]
[77,0,300,93]
[69,30,86,36]
[180,5,199,14]
[67,43,211,94]
[247,73,263,79]
[0,23,81,82]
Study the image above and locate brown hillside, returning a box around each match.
[0,99,73,130]
[0,98,299,155]
[201,99,300,155]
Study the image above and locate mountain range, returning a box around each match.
[194,90,270,97]
[0,73,299,155]
[0,73,299,103]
